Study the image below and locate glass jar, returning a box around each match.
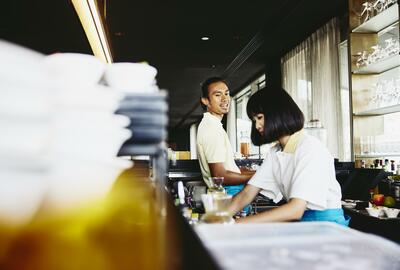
[240,131,250,158]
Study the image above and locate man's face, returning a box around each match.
[201,81,230,117]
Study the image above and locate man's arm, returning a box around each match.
[209,162,254,185]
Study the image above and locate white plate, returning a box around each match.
[0,40,45,84]
[50,128,131,158]
[105,62,157,91]
[341,201,356,208]
[0,170,47,226]
[45,158,132,211]
[43,53,105,86]
[54,112,130,127]
[0,82,55,117]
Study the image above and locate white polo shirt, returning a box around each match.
[248,130,342,210]
[197,112,240,183]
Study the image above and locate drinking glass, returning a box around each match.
[207,176,226,195]
[200,193,234,224]
[361,1,374,22]
[360,136,367,154]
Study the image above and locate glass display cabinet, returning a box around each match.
[349,0,400,168]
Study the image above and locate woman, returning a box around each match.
[229,87,349,226]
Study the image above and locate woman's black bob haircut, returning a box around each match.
[246,86,304,146]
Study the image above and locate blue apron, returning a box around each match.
[225,184,251,214]
[301,208,350,227]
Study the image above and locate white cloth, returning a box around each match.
[197,112,240,182]
[248,131,342,210]
[281,18,344,160]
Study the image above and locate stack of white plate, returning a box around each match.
[42,53,132,210]
[0,40,132,225]
[0,40,50,226]
[104,63,168,153]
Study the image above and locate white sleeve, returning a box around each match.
[288,145,331,209]
[248,153,282,202]
[201,128,226,163]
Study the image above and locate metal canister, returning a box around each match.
[392,181,400,201]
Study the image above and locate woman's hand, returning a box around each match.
[228,184,260,216]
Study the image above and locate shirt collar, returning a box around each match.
[204,112,223,125]
[282,130,304,154]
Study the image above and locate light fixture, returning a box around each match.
[201,36,210,41]
[71,0,113,63]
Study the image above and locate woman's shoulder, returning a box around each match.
[297,133,331,156]
[268,142,282,154]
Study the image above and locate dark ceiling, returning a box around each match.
[0,0,347,131]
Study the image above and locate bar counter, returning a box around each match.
[1,161,399,270]
[194,222,400,270]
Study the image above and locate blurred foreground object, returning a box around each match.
[0,40,133,224]
[0,169,164,270]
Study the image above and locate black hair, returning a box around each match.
[200,77,228,110]
[246,86,304,146]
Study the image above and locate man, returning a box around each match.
[196,77,254,200]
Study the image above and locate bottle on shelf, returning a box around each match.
[361,159,366,168]
[390,160,396,172]
[383,159,390,171]
[374,159,380,168]
[369,188,375,205]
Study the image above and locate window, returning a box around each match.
[227,74,266,158]
[282,18,349,160]
[339,41,351,161]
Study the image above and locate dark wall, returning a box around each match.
[168,127,191,151]
[265,57,282,89]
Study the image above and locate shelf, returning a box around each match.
[353,3,399,33]
[353,54,400,74]
[354,103,400,116]
[355,153,400,158]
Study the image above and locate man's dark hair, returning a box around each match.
[246,86,304,146]
[200,77,228,110]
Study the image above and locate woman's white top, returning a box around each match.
[248,130,342,210]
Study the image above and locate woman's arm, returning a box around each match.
[236,198,307,223]
[228,184,260,215]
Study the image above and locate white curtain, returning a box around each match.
[282,18,344,159]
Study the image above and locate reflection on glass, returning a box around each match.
[200,193,234,224]
[207,177,226,195]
